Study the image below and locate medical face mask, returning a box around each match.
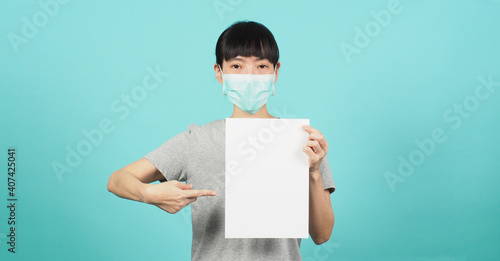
[219,64,276,115]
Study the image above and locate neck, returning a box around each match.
[229,104,278,119]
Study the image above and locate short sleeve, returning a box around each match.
[320,154,335,193]
[143,126,194,182]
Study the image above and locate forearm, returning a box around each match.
[107,169,150,203]
[309,169,334,244]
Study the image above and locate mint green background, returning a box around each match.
[1,0,499,260]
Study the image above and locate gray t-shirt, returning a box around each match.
[144,118,335,261]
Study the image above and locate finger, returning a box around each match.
[302,126,324,141]
[174,182,193,190]
[306,140,323,154]
[302,125,317,134]
[306,133,328,153]
[302,146,317,160]
[184,189,216,198]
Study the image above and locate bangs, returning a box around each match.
[216,21,279,66]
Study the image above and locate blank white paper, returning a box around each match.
[225,118,310,238]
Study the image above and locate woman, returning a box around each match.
[107,20,335,261]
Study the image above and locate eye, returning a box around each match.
[258,64,268,69]
[232,64,241,69]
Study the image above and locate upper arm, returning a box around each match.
[120,158,165,184]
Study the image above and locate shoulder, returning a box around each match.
[186,119,224,132]
[184,119,225,140]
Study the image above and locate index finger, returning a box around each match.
[302,125,317,134]
[302,125,328,150]
[183,189,216,198]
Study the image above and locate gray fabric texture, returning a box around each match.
[144,118,335,261]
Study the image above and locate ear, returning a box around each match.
[214,63,223,84]
[274,61,281,84]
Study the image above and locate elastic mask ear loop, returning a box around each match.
[218,64,226,95]
[272,64,277,96]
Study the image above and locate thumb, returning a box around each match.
[173,181,193,190]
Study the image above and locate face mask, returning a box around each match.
[219,64,276,115]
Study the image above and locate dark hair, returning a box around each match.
[215,21,279,67]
